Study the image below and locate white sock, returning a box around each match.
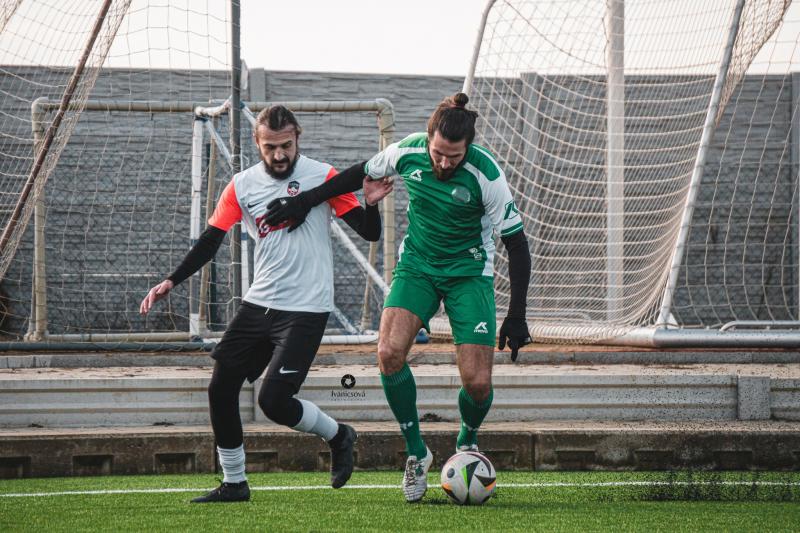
[293,399,339,441]
[217,444,247,483]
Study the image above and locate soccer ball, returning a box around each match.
[440,451,496,505]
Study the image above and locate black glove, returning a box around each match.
[264,193,313,232]
[498,316,531,362]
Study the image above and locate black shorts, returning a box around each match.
[210,301,329,387]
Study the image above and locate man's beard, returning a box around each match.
[263,154,299,180]
[432,165,457,181]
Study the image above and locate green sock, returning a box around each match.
[457,387,493,449]
[381,364,426,459]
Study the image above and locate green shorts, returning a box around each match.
[384,262,496,346]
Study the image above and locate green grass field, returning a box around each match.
[2,471,799,532]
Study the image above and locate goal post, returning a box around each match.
[17,96,396,345]
[462,0,800,346]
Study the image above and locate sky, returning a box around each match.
[240,0,488,76]
[2,0,799,77]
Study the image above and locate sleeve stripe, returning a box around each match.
[501,222,524,237]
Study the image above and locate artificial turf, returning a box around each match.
[2,471,799,532]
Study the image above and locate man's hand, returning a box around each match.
[264,193,312,232]
[140,279,174,315]
[498,316,532,362]
[363,176,394,206]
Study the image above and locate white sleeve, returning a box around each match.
[364,142,402,179]
[482,170,524,238]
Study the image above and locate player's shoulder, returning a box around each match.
[464,143,503,182]
[232,161,263,188]
[293,154,334,178]
[397,132,428,149]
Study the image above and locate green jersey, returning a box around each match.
[365,132,523,278]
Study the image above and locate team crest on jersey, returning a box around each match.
[287,180,300,196]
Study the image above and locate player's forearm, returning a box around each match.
[341,204,381,242]
[303,161,368,207]
[501,230,531,318]
[167,226,226,286]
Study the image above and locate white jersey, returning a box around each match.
[208,155,359,312]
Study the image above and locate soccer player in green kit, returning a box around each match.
[264,93,532,502]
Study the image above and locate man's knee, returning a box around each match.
[377,341,407,375]
[463,377,492,403]
[208,363,245,404]
[257,382,301,427]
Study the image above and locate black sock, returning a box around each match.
[328,424,347,448]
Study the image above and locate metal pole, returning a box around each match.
[230,0,242,306]
[606,0,625,321]
[189,118,205,337]
[199,117,219,332]
[792,73,800,320]
[28,98,48,340]
[656,0,746,327]
[375,99,396,285]
[360,242,378,331]
[0,0,113,262]
[462,0,498,95]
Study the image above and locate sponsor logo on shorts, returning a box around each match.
[473,322,489,334]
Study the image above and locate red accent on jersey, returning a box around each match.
[325,166,360,217]
[208,181,242,231]
[255,213,291,237]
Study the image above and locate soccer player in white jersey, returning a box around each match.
[264,93,532,502]
[140,105,393,503]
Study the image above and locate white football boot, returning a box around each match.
[402,447,433,503]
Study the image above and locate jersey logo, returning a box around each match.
[504,200,520,220]
[473,322,489,334]
[287,180,300,196]
[407,169,423,182]
[451,185,471,204]
[247,200,260,209]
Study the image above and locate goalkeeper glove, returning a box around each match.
[498,316,531,362]
[264,192,314,232]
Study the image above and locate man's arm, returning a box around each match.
[263,161,368,229]
[167,226,226,285]
[498,230,532,361]
[141,180,241,315]
[339,176,394,241]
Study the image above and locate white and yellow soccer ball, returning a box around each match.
[440,451,496,505]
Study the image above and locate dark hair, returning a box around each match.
[255,105,302,136]
[427,92,478,145]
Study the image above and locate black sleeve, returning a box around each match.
[340,203,381,242]
[303,161,368,207]
[167,226,226,286]
[500,230,531,319]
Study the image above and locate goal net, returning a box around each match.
[464,0,800,343]
[0,1,390,343]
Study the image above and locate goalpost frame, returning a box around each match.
[462,0,800,347]
[24,97,396,344]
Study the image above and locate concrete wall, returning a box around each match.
[0,68,796,337]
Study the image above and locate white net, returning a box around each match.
[466,0,800,343]
[0,1,389,342]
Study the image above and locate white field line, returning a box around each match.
[1,480,799,498]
